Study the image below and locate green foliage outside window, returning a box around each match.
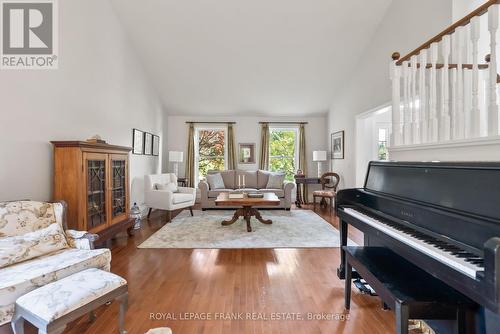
[269,129,297,181]
[198,130,225,179]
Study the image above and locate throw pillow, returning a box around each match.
[206,173,225,189]
[155,183,178,192]
[266,173,285,189]
[0,222,69,269]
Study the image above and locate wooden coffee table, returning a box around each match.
[215,193,280,232]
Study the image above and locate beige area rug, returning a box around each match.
[138,209,355,249]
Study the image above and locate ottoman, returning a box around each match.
[11,268,128,334]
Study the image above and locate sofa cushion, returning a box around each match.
[208,170,235,189]
[145,174,177,191]
[259,189,285,198]
[172,193,194,204]
[155,182,178,193]
[0,223,68,269]
[0,201,63,238]
[206,173,225,189]
[235,171,257,188]
[208,189,232,198]
[0,248,111,326]
[266,173,285,189]
[257,170,271,189]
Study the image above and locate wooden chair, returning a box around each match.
[312,172,340,212]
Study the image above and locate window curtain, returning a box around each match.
[259,123,270,170]
[298,123,308,202]
[227,124,236,170]
[185,123,195,187]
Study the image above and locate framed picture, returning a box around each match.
[144,132,153,155]
[132,129,144,155]
[331,130,345,159]
[238,143,255,164]
[152,135,160,156]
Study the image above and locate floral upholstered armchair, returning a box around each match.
[0,200,111,327]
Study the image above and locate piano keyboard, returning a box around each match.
[343,208,484,279]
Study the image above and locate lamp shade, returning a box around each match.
[169,151,184,162]
[313,151,327,162]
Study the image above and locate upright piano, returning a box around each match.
[336,161,500,314]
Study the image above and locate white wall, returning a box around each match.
[166,115,328,198]
[0,0,164,209]
[453,0,486,20]
[327,0,453,189]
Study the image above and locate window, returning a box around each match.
[269,128,298,181]
[378,128,389,160]
[195,128,226,185]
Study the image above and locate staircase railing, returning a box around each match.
[390,0,500,146]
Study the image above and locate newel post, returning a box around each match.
[391,52,402,146]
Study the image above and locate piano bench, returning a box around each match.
[343,247,476,334]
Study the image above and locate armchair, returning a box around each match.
[0,200,111,327]
[144,173,196,222]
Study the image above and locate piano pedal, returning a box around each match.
[353,278,377,296]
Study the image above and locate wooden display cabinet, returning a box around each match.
[51,141,135,243]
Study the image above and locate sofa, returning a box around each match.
[0,200,111,327]
[144,173,196,222]
[199,170,295,210]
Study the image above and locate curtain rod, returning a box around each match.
[259,121,308,125]
[185,121,236,124]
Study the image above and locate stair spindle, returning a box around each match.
[419,50,428,143]
[470,16,481,138]
[441,35,451,141]
[411,56,419,144]
[429,43,439,142]
[456,26,466,140]
[488,5,499,136]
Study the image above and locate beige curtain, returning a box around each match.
[185,123,195,187]
[227,124,236,170]
[259,123,270,170]
[298,123,308,202]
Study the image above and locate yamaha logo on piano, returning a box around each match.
[400,210,414,218]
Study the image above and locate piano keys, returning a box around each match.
[336,161,500,313]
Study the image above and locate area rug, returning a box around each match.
[138,210,354,249]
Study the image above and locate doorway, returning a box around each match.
[355,104,392,187]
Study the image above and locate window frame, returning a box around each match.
[194,126,228,186]
[377,126,390,161]
[268,126,299,179]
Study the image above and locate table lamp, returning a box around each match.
[169,151,184,176]
[313,151,327,177]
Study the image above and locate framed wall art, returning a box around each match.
[132,129,144,155]
[152,135,160,156]
[331,130,344,159]
[238,143,255,164]
[144,132,153,155]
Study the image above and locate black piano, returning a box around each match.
[336,161,500,319]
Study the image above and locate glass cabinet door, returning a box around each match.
[85,153,108,231]
[110,154,128,223]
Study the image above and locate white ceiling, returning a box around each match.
[111,0,392,116]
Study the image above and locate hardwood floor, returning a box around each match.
[2,205,401,334]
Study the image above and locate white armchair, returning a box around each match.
[144,173,196,222]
